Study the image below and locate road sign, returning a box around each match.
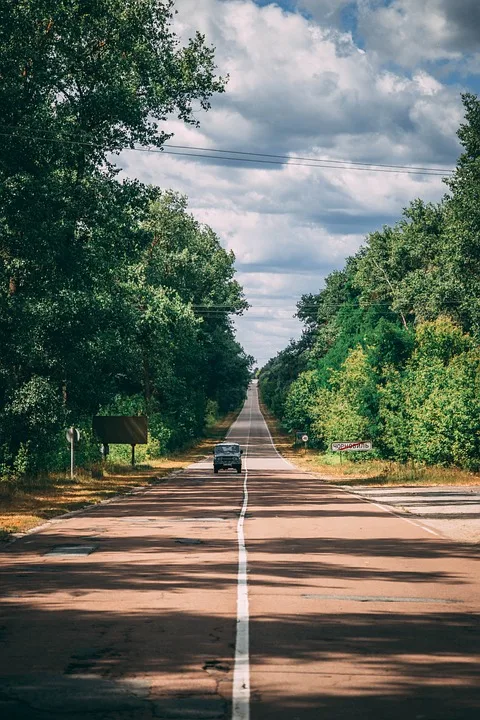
[65,427,80,479]
[301,434,309,443]
[65,428,80,443]
[331,441,372,452]
[93,416,148,444]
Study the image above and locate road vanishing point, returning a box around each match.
[1,382,479,719]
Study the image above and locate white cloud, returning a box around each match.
[357,0,480,68]
[117,0,465,365]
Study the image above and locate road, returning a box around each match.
[337,485,480,544]
[1,382,479,719]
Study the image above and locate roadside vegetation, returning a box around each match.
[0,407,238,540]
[259,398,480,487]
[0,1,253,490]
[259,93,480,478]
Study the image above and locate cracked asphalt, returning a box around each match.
[1,382,480,719]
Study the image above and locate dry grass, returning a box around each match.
[0,410,237,540]
[259,398,480,488]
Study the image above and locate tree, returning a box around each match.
[441,93,480,334]
[0,0,231,475]
[380,318,480,468]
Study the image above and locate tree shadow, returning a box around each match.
[1,451,480,718]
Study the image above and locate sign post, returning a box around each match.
[302,434,308,453]
[65,427,80,479]
[295,431,308,447]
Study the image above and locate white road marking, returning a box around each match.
[255,384,443,539]
[232,389,252,720]
[370,501,441,536]
[255,386,295,468]
[335,485,442,537]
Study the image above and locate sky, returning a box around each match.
[119,0,480,367]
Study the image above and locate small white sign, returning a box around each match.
[66,428,80,443]
[301,434,309,442]
[331,441,372,452]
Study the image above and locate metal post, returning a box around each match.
[131,444,135,468]
[70,427,75,479]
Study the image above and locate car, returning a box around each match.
[213,442,243,473]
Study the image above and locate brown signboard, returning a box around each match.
[93,416,148,444]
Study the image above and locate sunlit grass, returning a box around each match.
[0,410,238,538]
[259,398,480,487]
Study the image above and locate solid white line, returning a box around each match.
[232,389,252,720]
[334,484,442,537]
[253,385,295,468]
[232,468,250,720]
[370,501,440,536]
[257,395,443,540]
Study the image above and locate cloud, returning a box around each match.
[175,1,462,158]
[117,0,466,365]
[357,0,480,68]
[295,0,358,27]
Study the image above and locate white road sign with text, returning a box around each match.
[331,441,372,452]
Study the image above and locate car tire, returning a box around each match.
[214,467,219,474]
[236,466,242,474]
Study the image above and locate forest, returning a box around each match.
[260,93,480,471]
[0,1,252,481]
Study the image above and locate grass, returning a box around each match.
[259,398,480,488]
[0,410,237,540]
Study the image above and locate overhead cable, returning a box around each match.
[0,128,451,176]
[160,148,448,176]
[164,143,453,174]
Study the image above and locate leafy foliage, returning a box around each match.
[0,1,251,479]
[259,94,480,470]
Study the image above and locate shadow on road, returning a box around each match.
[1,464,479,718]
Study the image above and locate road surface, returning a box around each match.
[1,382,479,719]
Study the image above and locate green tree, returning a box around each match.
[0,0,230,474]
[311,346,378,449]
[380,318,480,468]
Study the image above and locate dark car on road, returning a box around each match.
[213,442,243,473]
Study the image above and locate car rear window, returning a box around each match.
[214,444,239,455]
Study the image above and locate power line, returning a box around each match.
[165,143,453,174]
[192,298,470,317]
[0,128,451,176]
[191,300,468,308]
[160,148,448,176]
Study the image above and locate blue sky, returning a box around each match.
[120,0,480,366]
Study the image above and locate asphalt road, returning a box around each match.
[340,485,480,544]
[1,382,479,719]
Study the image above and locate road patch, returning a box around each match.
[43,544,97,556]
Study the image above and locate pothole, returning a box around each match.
[203,660,231,674]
